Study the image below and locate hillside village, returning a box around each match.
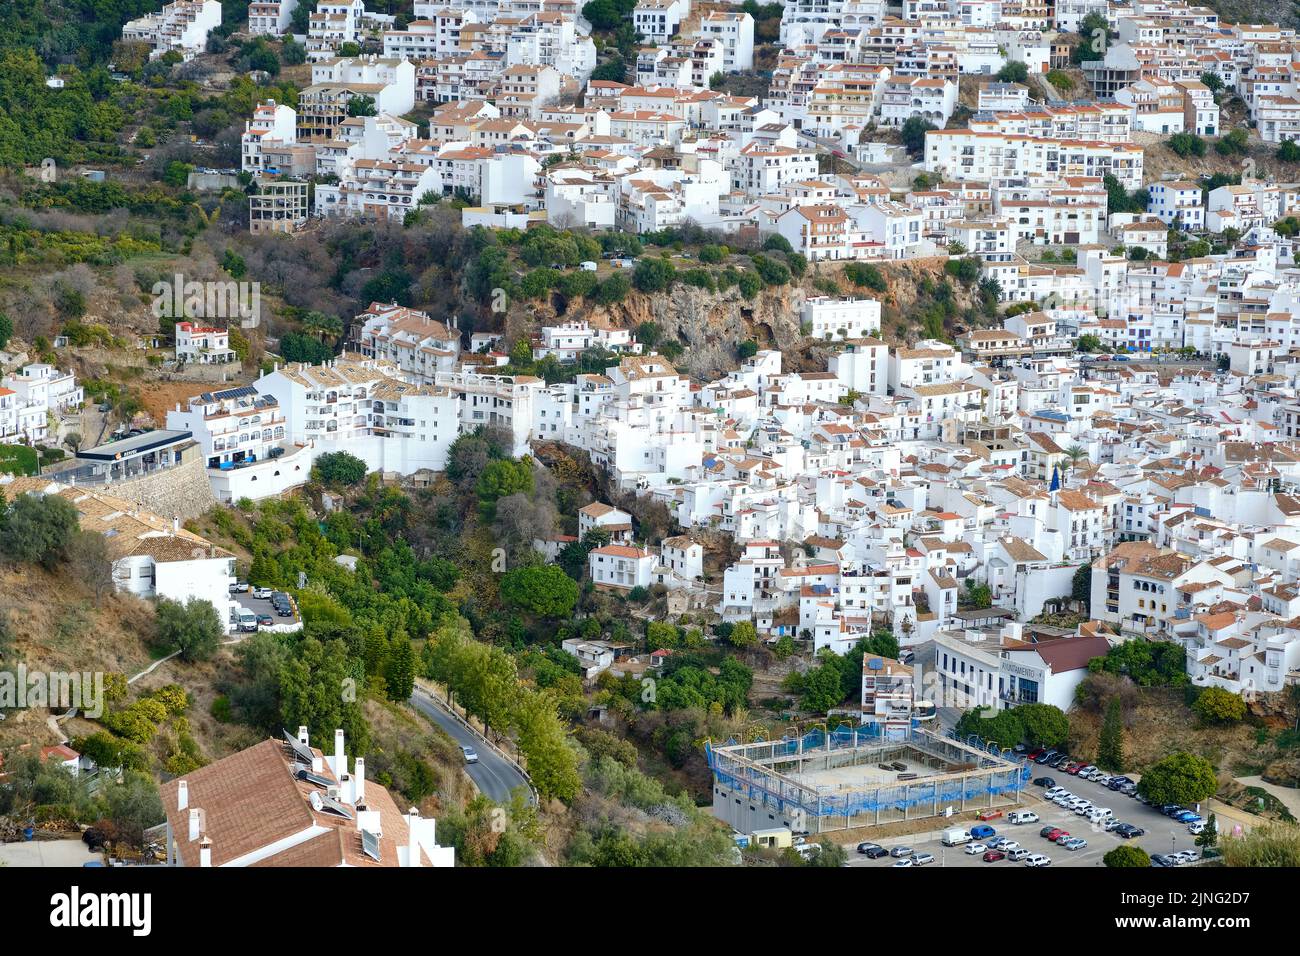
[5,0,1300,885]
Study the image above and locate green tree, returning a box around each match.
[1104,844,1151,867]
[514,686,582,802]
[312,451,368,486]
[1192,686,1246,724]
[997,61,1029,83]
[279,636,370,756]
[1279,139,1300,163]
[727,620,758,649]
[385,636,415,702]
[1137,751,1217,806]
[347,94,377,117]
[0,312,12,350]
[633,256,676,292]
[500,565,579,618]
[0,492,79,568]
[1072,562,1092,611]
[1016,703,1069,748]
[1097,696,1125,771]
[1196,812,1219,849]
[900,116,936,158]
[1167,132,1206,158]
[154,598,223,662]
[476,457,535,519]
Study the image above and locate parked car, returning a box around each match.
[1033,777,1055,789]
[1044,786,1066,798]
[857,842,884,855]
[985,836,1007,849]
[1173,850,1198,864]
[891,858,913,867]
[1094,774,1113,787]
[1009,811,1039,825]
[964,843,987,855]
[1063,838,1088,851]
[229,581,250,593]
[1118,826,1145,839]
[910,852,935,866]
[1054,832,1074,846]
[1024,854,1051,867]
[1026,748,1046,762]
[1174,811,1202,823]
[1078,765,1098,777]
[1035,750,1057,764]
[252,586,273,599]
[1161,805,1184,817]
[982,850,1006,862]
[1150,854,1172,867]
[890,846,913,858]
[1064,762,1083,775]
[1044,828,1066,841]
[1187,821,1206,835]
[1007,848,1030,862]
[970,825,997,840]
[1039,825,1058,838]
[256,614,273,627]
[1104,819,1126,832]
[1000,841,1020,852]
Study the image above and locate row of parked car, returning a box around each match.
[1042,784,1146,838]
[1029,751,1139,793]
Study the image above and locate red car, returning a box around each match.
[1044,828,1066,841]
[1065,762,1083,775]
[982,850,1006,862]
[1026,748,1046,762]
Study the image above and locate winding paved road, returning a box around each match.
[409,687,533,805]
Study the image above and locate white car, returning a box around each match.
[1000,841,1021,852]
[1073,803,1094,816]
[1078,765,1098,777]
[892,857,913,867]
[1095,774,1113,787]
[1187,821,1206,835]
[1053,796,1073,807]
[1173,850,1199,864]
[965,843,988,855]
[1024,854,1052,867]
[1007,848,1030,861]
[1044,787,1066,799]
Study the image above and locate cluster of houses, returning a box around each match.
[0,363,83,445]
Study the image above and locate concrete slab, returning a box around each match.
[0,838,100,867]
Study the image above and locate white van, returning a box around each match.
[1087,808,1113,825]
[237,609,259,633]
[941,827,971,846]
[1008,810,1039,825]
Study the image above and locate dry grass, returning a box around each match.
[0,564,157,749]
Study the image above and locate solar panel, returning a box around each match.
[296,768,334,789]
[282,729,315,766]
[361,830,381,862]
[311,792,353,820]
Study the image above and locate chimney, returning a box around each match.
[297,725,309,746]
[177,780,189,812]
[172,516,179,533]
[353,757,365,804]
[188,807,204,842]
[407,808,420,867]
[199,835,212,868]
[333,728,345,778]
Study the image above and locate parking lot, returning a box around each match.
[843,771,1207,868]
[229,587,299,628]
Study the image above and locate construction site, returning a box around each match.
[708,726,1030,835]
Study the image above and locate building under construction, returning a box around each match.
[707,726,1029,835]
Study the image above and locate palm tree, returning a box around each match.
[1061,445,1088,483]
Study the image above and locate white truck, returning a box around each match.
[941,827,971,846]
